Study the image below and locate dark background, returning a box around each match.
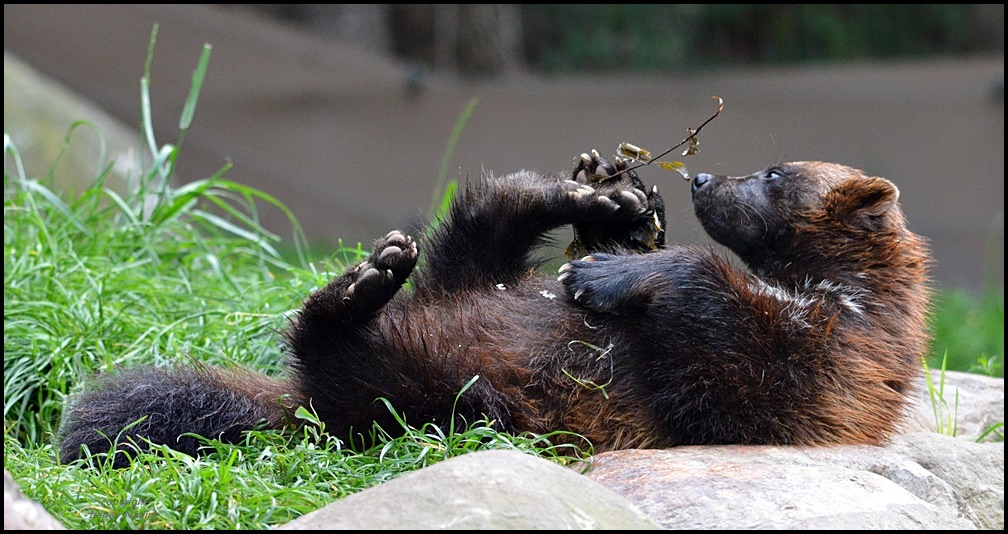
[3,4,1004,293]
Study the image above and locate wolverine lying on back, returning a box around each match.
[58,151,932,467]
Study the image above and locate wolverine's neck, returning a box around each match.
[750,228,931,316]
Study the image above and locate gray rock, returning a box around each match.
[3,51,144,196]
[884,433,1004,530]
[4,469,65,530]
[583,434,1001,530]
[276,449,661,530]
[580,371,1004,530]
[901,369,1005,442]
[277,449,662,530]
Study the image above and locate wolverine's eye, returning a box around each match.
[766,168,784,180]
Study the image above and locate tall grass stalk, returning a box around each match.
[427,97,478,229]
[922,352,959,438]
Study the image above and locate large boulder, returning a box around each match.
[277,449,662,530]
[3,51,143,195]
[581,370,1003,530]
[584,433,1000,529]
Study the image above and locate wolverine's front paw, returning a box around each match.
[573,149,624,185]
[572,150,649,213]
[344,230,418,308]
[560,150,650,223]
[556,178,637,219]
[566,149,666,258]
[558,253,645,312]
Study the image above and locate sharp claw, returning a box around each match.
[580,255,595,262]
[574,288,586,301]
[557,272,570,283]
[558,263,573,273]
[597,196,618,210]
[619,190,640,207]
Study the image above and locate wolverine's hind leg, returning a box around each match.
[286,230,418,357]
[337,230,418,318]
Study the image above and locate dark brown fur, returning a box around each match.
[57,156,931,467]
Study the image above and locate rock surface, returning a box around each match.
[5,370,1001,530]
[276,449,662,530]
[583,433,1000,530]
[3,51,143,196]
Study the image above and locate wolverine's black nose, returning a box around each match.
[692,173,712,195]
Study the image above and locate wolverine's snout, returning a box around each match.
[691,173,713,195]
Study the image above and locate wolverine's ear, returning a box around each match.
[826,176,900,222]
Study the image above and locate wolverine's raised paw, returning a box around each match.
[558,253,638,312]
[556,179,622,216]
[573,149,621,184]
[344,230,418,308]
[368,230,418,283]
[566,149,666,257]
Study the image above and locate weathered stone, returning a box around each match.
[883,433,1004,530]
[276,449,662,530]
[582,437,997,530]
[579,371,1004,530]
[4,469,65,530]
[901,369,1005,442]
[3,51,144,196]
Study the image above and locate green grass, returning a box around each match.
[927,290,1004,378]
[3,30,589,529]
[4,26,1003,529]
[3,408,586,529]
[2,149,588,527]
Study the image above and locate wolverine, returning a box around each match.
[58,152,932,467]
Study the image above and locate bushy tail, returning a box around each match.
[57,364,298,468]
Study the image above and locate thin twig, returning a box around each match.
[610,96,724,179]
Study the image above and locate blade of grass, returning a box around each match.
[428,97,478,227]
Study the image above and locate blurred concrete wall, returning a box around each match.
[3,5,1003,292]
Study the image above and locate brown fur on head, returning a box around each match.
[691,162,922,282]
[689,161,932,445]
